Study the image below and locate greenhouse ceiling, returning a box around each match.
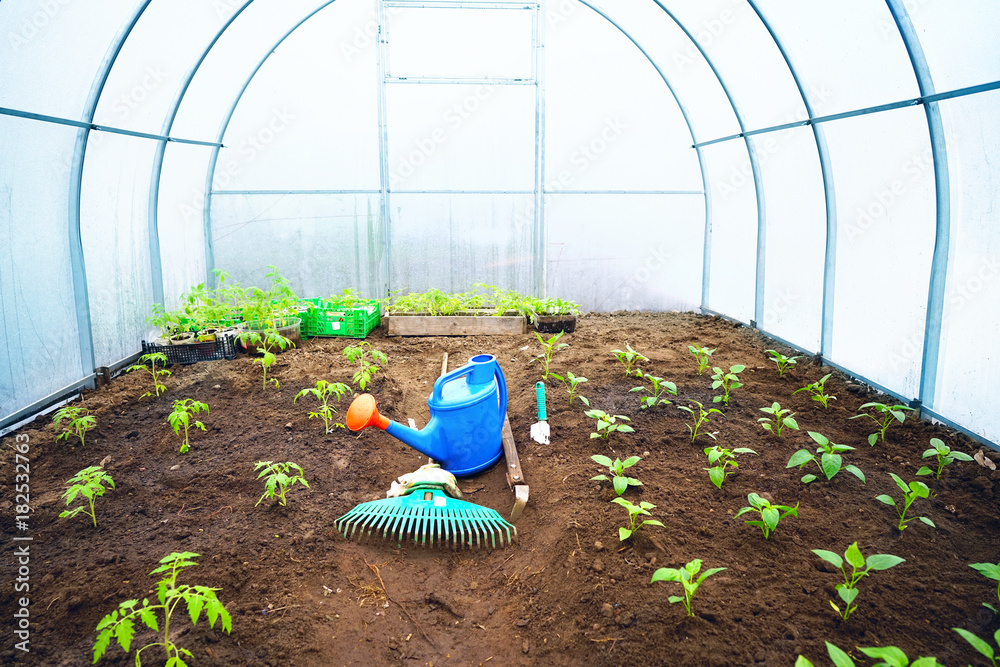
[0,0,998,447]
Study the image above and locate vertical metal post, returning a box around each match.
[533,2,546,297]
[376,0,392,299]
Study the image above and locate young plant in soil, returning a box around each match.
[126,352,171,398]
[796,642,943,667]
[294,380,350,433]
[590,454,642,496]
[952,627,1000,666]
[92,552,232,666]
[734,493,798,539]
[629,373,677,410]
[758,402,799,437]
[611,497,663,541]
[710,364,745,406]
[651,558,726,617]
[811,542,904,621]
[255,461,310,507]
[59,466,114,527]
[766,349,803,377]
[688,344,716,376]
[851,402,915,446]
[794,373,835,409]
[168,399,208,454]
[787,431,866,485]
[550,371,589,406]
[52,406,95,447]
[240,331,295,390]
[343,341,388,391]
[584,409,634,440]
[677,401,724,443]
[875,473,935,532]
[969,561,1000,614]
[703,445,757,489]
[530,331,568,381]
[611,343,649,377]
[917,438,974,479]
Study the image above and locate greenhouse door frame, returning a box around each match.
[375,0,547,297]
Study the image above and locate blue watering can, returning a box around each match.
[346,354,508,476]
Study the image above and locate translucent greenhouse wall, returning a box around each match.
[0,0,998,448]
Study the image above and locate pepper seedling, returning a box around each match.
[952,627,1000,667]
[703,445,757,489]
[794,373,835,409]
[611,497,663,541]
[590,454,642,496]
[851,402,915,446]
[875,473,935,532]
[585,409,634,440]
[677,401,724,443]
[758,402,799,437]
[629,373,677,410]
[550,371,589,407]
[796,642,943,667]
[787,431,865,485]
[734,493,798,539]
[711,364,745,406]
[52,406,96,447]
[530,331,568,381]
[811,542,904,620]
[651,559,726,617]
[611,343,649,377]
[969,561,1000,614]
[688,344,716,376]
[916,438,973,479]
[766,349,803,377]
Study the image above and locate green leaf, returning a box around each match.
[785,417,799,430]
[622,456,641,468]
[591,455,613,468]
[761,507,779,532]
[590,474,610,482]
[733,507,754,519]
[812,549,843,569]
[787,450,813,468]
[950,451,974,461]
[188,595,205,626]
[801,474,817,484]
[667,595,684,604]
[137,605,159,632]
[618,527,632,541]
[93,629,113,663]
[953,627,995,661]
[613,476,628,496]
[821,453,842,480]
[697,567,726,583]
[845,542,865,569]
[889,472,909,495]
[866,554,905,571]
[707,466,725,489]
[616,425,635,434]
[794,657,815,667]
[114,617,135,654]
[970,563,1000,581]
[642,519,665,529]
[875,494,897,507]
[837,586,859,606]
[826,642,857,667]
[918,516,936,528]
[651,568,681,583]
[859,646,908,666]
[916,466,934,476]
[843,465,866,483]
[868,433,878,446]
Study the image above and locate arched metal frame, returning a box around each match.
[4,0,997,448]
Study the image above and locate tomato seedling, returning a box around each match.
[343,341,388,391]
[255,461,310,507]
[651,559,726,617]
[295,380,350,434]
[59,466,114,527]
[734,493,798,539]
[126,352,171,398]
[168,399,208,454]
[811,542,904,620]
[52,406,95,447]
[590,454,642,496]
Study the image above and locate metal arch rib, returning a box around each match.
[649,1,764,324]
[148,0,256,305]
[574,0,710,308]
[68,0,154,380]
[884,0,950,412]
[745,1,838,358]
[201,0,342,286]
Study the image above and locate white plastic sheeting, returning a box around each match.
[0,0,998,447]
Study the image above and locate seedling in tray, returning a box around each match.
[677,401,724,443]
[295,380,351,433]
[611,343,649,377]
[590,454,642,496]
[168,399,208,454]
[530,331,568,381]
[688,344,716,376]
[651,558,726,617]
[917,438,973,479]
[766,349,803,377]
[734,493,798,539]
[758,402,799,437]
[343,341,388,391]
[52,406,95,447]
[92,552,232,666]
[126,352,171,398]
[710,364,745,406]
[875,472,935,532]
[703,445,757,489]
[811,541,904,621]
[611,497,663,541]
[629,373,677,410]
[255,461,310,507]
[550,371,589,406]
[59,465,114,527]
[585,409,634,440]
[786,431,865,485]
[851,402,915,446]
[969,561,1000,614]
[794,373,835,409]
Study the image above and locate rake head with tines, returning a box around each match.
[335,484,516,549]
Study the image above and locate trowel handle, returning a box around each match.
[535,382,547,420]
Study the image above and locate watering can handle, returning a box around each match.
[431,358,507,421]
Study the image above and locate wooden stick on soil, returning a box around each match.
[365,560,437,650]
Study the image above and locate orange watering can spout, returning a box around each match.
[346,394,391,431]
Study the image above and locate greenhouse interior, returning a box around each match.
[1,1,998,665]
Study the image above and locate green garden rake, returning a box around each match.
[335,475,516,549]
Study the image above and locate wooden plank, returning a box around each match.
[387,315,526,337]
[501,414,524,485]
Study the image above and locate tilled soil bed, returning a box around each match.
[2,312,999,667]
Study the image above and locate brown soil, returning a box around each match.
[2,312,999,667]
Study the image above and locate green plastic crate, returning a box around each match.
[301,298,381,338]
